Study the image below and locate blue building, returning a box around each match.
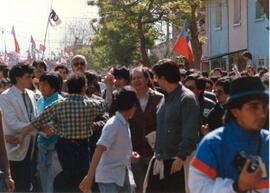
[205,0,269,70]
[247,0,269,67]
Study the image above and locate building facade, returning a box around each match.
[205,0,269,70]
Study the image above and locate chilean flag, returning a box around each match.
[11,26,20,54]
[172,22,193,66]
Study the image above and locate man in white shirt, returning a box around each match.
[0,63,37,192]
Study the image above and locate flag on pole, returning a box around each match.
[11,26,20,54]
[30,35,39,60]
[49,9,62,27]
[4,43,7,63]
[27,50,32,63]
[30,35,38,52]
[172,22,193,66]
[39,44,46,52]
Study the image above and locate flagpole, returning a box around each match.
[42,0,54,59]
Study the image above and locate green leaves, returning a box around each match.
[81,0,203,68]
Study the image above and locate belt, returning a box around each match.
[58,138,89,144]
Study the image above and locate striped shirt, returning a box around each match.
[31,94,107,139]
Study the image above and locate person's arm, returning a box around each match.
[189,165,236,193]
[15,103,57,143]
[0,112,15,193]
[79,145,106,193]
[177,95,200,160]
[189,160,264,193]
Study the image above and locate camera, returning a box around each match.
[233,151,259,173]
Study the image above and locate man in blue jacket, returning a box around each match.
[189,76,269,193]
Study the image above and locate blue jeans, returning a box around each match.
[37,144,54,193]
[98,170,131,193]
[54,139,90,192]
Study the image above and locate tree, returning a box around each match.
[84,0,204,69]
[85,0,170,67]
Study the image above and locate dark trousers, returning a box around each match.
[10,144,36,192]
[54,139,90,192]
[146,159,185,193]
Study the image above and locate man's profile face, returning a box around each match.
[185,79,200,98]
[214,85,228,105]
[231,99,268,132]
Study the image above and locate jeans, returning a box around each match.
[37,144,54,193]
[54,139,90,192]
[98,169,131,193]
[132,156,151,192]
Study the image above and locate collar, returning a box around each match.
[139,88,150,100]
[44,92,62,104]
[226,120,261,141]
[115,111,128,126]
[67,94,85,100]
[165,83,182,101]
[12,85,24,95]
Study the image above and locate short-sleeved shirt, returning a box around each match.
[95,112,133,186]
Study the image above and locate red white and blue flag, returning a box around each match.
[11,26,20,54]
[172,22,193,66]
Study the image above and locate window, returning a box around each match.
[256,0,265,20]
[234,0,241,24]
[216,0,222,29]
[257,59,265,67]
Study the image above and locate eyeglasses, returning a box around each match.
[73,62,85,67]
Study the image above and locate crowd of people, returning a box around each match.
[0,52,268,193]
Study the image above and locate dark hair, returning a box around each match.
[223,110,235,124]
[153,58,180,83]
[113,66,130,83]
[223,94,268,124]
[222,71,228,77]
[39,72,62,93]
[202,71,209,78]
[242,51,252,60]
[0,64,9,78]
[215,77,231,94]
[84,71,100,95]
[185,68,197,76]
[184,73,206,91]
[229,71,236,77]
[258,67,268,77]
[115,86,138,111]
[66,73,86,94]
[54,64,69,74]
[32,60,47,71]
[240,71,248,77]
[204,78,214,87]
[84,71,98,83]
[9,63,34,84]
[210,76,219,84]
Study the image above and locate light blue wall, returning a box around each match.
[247,0,269,66]
[209,0,228,56]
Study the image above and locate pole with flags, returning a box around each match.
[42,0,53,59]
[42,0,62,59]
[172,21,193,66]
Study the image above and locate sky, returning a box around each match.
[0,0,99,56]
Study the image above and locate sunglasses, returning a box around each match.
[73,62,85,67]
